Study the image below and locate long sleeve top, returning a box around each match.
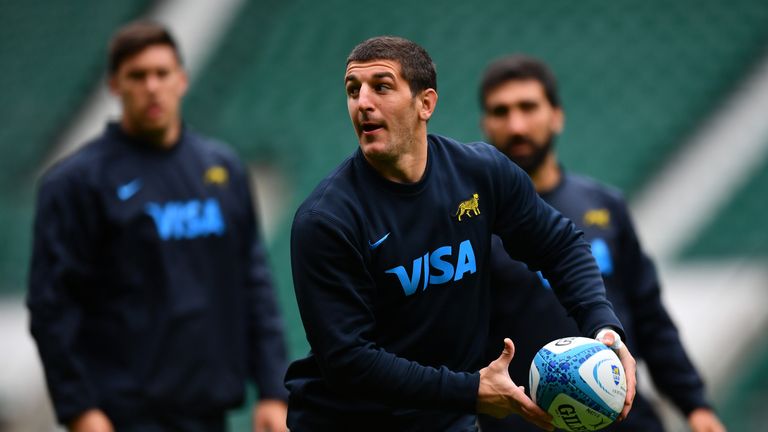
[285,135,623,431]
[27,123,288,424]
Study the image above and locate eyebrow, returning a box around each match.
[345,71,397,83]
[373,72,396,80]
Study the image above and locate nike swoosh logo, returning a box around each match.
[117,178,142,201]
[369,232,390,250]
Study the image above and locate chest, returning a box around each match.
[97,151,245,243]
[362,185,494,302]
[550,197,620,276]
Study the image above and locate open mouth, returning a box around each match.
[361,122,383,134]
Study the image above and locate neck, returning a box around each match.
[366,134,429,184]
[121,118,181,149]
[529,152,561,193]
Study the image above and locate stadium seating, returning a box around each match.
[182,1,768,355]
[1,0,768,428]
[683,144,768,257]
[0,1,152,294]
[181,3,768,427]
[186,0,768,195]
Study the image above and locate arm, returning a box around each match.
[492,156,635,420]
[493,160,623,339]
[243,216,289,401]
[238,170,289,431]
[615,202,718,421]
[26,172,103,425]
[290,211,479,411]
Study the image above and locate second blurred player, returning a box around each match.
[476,54,725,432]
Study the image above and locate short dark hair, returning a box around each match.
[479,55,560,109]
[108,20,181,75]
[347,36,437,96]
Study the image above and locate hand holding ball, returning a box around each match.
[529,337,627,431]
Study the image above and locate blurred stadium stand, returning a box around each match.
[0,0,152,294]
[684,147,768,258]
[1,0,767,430]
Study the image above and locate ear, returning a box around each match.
[108,74,120,96]
[551,106,565,134]
[178,67,189,96]
[418,88,438,121]
[480,108,491,137]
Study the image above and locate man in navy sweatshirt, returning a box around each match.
[476,54,725,432]
[285,36,637,431]
[27,21,289,432]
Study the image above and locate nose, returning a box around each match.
[145,73,161,93]
[357,85,375,112]
[506,111,527,135]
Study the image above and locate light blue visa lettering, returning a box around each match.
[590,238,613,275]
[386,240,476,296]
[145,198,226,240]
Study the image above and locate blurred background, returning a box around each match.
[1,0,767,430]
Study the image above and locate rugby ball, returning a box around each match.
[529,337,626,431]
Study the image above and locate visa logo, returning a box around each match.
[145,198,226,240]
[385,239,476,296]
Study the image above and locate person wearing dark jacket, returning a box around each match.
[476,54,725,432]
[284,36,637,432]
[27,21,289,432]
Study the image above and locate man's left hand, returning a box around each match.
[596,329,636,422]
[688,407,726,432]
[252,399,288,432]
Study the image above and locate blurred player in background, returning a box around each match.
[284,36,637,431]
[476,54,726,432]
[27,20,288,432]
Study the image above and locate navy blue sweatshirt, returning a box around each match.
[27,123,288,425]
[479,172,710,432]
[285,135,623,431]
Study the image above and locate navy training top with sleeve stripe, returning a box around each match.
[478,172,710,432]
[27,122,288,425]
[285,135,623,431]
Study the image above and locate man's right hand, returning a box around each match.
[477,338,554,431]
[69,409,114,432]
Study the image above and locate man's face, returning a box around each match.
[481,79,563,173]
[109,44,188,139]
[345,59,426,162]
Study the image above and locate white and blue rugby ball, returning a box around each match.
[529,337,626,431]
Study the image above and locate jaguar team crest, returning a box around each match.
[204,165,229,185]
[584,208,610,228]
[455,193,480,221]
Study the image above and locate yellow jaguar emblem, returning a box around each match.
[204,165,229,185]
[455,193,480,221]
[583,208,610,228]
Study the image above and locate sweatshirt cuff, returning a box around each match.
[678,395,711,417]
[443,370,481,413]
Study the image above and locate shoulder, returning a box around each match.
[428,134,521,182]
[185,128,242,163]
[292,156,361,247]
[295,154,357,221]
[563,173,633,229]
[38,134,111,194]
[183,127,251,179]
[566,173,626,207]
[428,134,504,162]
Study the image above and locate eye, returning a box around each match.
[519,101,539,113]
[346,84,360,97]
[374,83,391,92]
[488,105,509,118]
[127,70,146,81]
